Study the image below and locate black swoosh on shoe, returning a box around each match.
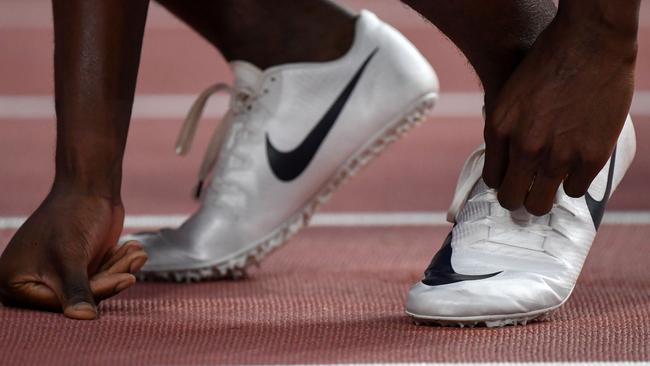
[422,231,501,286]
[266,48,379,182]
[585,147,617,229]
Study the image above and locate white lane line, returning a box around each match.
[283,363,650,366]
[2,92,650,120]
[1,211,650,230]
[287,363,650,366]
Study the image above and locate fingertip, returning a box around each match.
[129,253,148,274]
[123,240,143,250]
[114,275,136,294]
[497,190,519,211]
[482,158,504,189]
[563,181,587,198]
[121,241,143,256]
[525,203,552,217]
[64,301,97,320]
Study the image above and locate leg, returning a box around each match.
[155,0,357,69]
[402,0,556,107]
[404,1,640,326]
[0,0,150,319]
[406,0,640,215]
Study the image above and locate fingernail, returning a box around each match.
[73,301,95,310]
[66,302,97,320]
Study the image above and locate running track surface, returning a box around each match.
[0,1,649,365]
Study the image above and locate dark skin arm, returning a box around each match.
[402,0,557,108]
[484,0,640,215]
[405,0,639,215]
[0,0,150,319]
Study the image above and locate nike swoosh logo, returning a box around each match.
[585,147,617,229]
[422,232,501,286]
[266,48,379,182]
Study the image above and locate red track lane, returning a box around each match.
[0,225,649,365]
[2,16,650,94]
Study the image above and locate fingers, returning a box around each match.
[482,115,509,188]
[99,247,147,276]
[0,241,146,320]
[524,147,572,215]
[497,147,538,211]
[564,160,604,198]
[484,104,570,214]
[525,172,565,216]
[90,273,136,302]
[99,241,143,273]
[0,265,141,318]
[89,241,146,303]
[0,280,59,311]
[56,267,97,320]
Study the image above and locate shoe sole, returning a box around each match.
[406,303,564,328]
[138,92,438,282]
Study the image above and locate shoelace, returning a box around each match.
[176,83,257,200]
[448,145,576,252]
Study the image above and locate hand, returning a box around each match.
[0,190,147,320]
[483,13,636,215]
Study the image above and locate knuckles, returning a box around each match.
[576,144,612,170]
[485,123,509,142]
[512,139,545,160]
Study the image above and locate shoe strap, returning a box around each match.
[446,144,486,223]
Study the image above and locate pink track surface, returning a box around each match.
[1,0,650,364]
[2,116,650,216]
[1,226,649,365]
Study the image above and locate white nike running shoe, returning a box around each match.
[122,10,439,281]
[406,115,636,327]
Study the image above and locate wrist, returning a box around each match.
[51,174,122,203]
[54,136,124,201]
[53,160,122,203]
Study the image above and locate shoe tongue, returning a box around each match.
[230,61,264,90]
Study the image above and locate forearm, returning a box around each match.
[52,0,149,201]
[559,0,641,39]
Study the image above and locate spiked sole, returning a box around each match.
[406,305,563,328]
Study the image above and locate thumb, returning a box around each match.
[55,266,97,320]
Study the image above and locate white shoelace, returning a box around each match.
[448,145,576,252]
[176,83,259,201]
